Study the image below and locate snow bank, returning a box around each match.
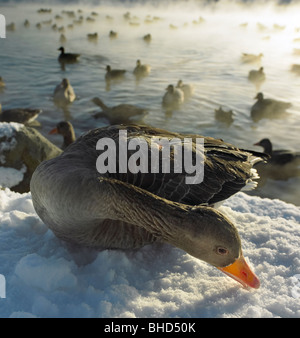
[0,122,22,164]
[0,166,26,189]
[0,188,299,318]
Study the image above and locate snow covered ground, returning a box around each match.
[0,187,299,318]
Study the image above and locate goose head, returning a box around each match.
[169,206,260,289]
[166,84,175,93]
[176,80,184,88]
[61,78,70,87]
[49,121,75,148]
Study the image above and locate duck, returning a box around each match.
[214,107,234,125]
[105,65,126,81]
[253,138,300,181]
[59,34,67,44]
[49,121,76,149]
[248,67,266,90]
[0,77,5,88]
[109,30,118,39]
[162,84,184,109]
[6,23,16,32]
[92,97,148,124]
[87,32,98,41]
[0,122,62,193]
[143,33,152,42]
[58,46,80,63]
[53,78,76,106]
[241,53,263,64]
[133,59,151,78]
[30,124,264,289]
[176,80,194,99]
[0,106,42,125]
[273,24,285,30]
[254,138,300,167]
[256,23,267,31]
[86,17,95,23]
[291,64,300,75]
[251,92,292,122]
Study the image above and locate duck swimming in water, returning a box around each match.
[53,78,76,107]
[254,138,300,180]
[176,80,194,100]
[133,59,151,78]
[241,53,263,64]
[248,67,266,90]
[162,84,184,109]
[92,97,148,124]
[105,65,126,81]
[58,46,80,63]
[251,92,291,122]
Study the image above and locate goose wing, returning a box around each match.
[82,125,265,206]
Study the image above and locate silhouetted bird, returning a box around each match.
[251,92,291,122]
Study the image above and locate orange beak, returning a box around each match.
[217,255,260,289]
[49,127,58,135]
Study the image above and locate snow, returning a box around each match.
[0,166,26,189]
[0,122,22,164]
[0,123,27,189]
[0,187,299,318]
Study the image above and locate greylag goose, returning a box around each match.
[0,106,42,124]
[241,53,263,64]
[92,97,148,124]
[251,92,292,122]
[214,107,234,125]
[162,84,184,109]
[176,80,194,99]
[133,59,151,78]
[58,46,80,63]
[53,78,76,106]
[30,124,265,289]
[49,121,76,149]
[248,67,266,89]
[105,65,126,81]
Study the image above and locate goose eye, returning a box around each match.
[216,247,229,255]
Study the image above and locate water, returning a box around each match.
[0,1,300,205]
